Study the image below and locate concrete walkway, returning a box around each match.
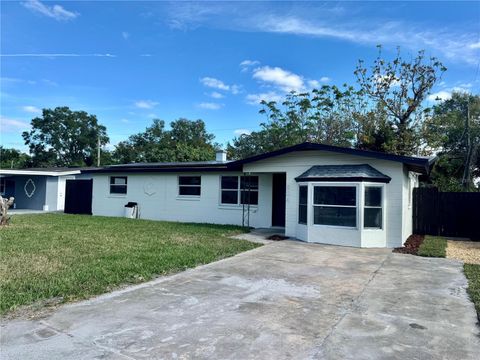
[1,241,479,359]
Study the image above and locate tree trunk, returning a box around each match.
[0,196,15,226]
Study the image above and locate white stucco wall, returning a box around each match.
[243,150,412,248]
[90,172,273,228]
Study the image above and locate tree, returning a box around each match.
[22,107,109,167]
[0,147,31,169]
[355,46,446,155]
[228,85,361,159]
[424,91,480,191]
[113,118,217,164]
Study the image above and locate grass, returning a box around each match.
[417,235,447,258]
[464,264,480,320]
[0,213,259,315]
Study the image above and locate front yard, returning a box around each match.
[0,214,259,316]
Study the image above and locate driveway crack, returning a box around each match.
[312,252,392,356]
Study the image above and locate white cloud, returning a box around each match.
[120,118,129,123]
[240,59,260,72]
[257,15,479,65]
[320,76,331,82]
[308,80,320,88]
[0,53,115,57]
[0,116,30,133]
[122,31,130,40]
[245,91,282,105]
[135,100,159,109]
[427,91,452,102]
[200,77,230,91]
[166,3,479,66]
[22,0,79,21]
[210,91,224,99]
[234,129,251,136]
[198,102,223,110]
[252,66,305,92]
[22,105,41,114]
[147,113,158,118]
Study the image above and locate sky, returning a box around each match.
[1,1,479,152]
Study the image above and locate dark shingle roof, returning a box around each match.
[295,164,391,183]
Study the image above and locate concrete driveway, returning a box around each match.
[1,241,479,359]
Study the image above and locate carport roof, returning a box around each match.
[0,168,81,176]
[295,164,391,183]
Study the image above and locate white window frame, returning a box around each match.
[363,185,384,230]
[178,175,201,198]
[109,176,127,196]
[311,183,359,229]
[219,175,259,206]
[298,185,308,225]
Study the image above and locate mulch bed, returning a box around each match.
[267,235,289,241]
[393,234,425,255]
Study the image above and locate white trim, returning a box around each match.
[0,169,81,176]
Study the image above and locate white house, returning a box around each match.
[81,142,433,248]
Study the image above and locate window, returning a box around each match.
[110,176,127,194]
[178,176,201,196]
[364,186,382,229]
[313,186,356,227]
[298,186,308,224]
[0,178,5,195]
[220,175,258,205]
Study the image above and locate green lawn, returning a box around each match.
[0,214,259,315]
[417,235,447,258]
[464,264,480,318]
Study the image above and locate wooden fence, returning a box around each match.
[413,187,480,240]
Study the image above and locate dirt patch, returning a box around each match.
[446,241,480,264]
[393,234,424,255]
[267,235,289,241]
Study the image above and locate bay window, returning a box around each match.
[364,186,383,228]
[313,186,357,227]
[298,186,308,224]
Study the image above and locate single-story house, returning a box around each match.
[0,168,80,211]
[82,142,433,248]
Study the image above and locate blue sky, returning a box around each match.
[1,1,479,152]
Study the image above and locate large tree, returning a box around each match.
[22,107,109,167]
[113,118,217,164]
[355,47,446,155]
[424,91,480,191]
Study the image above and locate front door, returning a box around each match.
[271,173,286,227]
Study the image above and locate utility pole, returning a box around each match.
[97,135,101,167]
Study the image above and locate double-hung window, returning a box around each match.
[178,176,201,196]
[364,186,383,229]
[110,176,127,194]
[220,176,258,205]
[313,186,357,227]
[298,186,308,224]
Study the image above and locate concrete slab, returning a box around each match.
[1,241,479,359]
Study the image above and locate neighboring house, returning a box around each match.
[0,168,80,211]
[82,142,433,248]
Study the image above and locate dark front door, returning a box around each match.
[271,173,286,227]
[64,179,93,215]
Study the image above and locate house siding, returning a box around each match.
[243,150,410,248]
[90,172,273,228]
